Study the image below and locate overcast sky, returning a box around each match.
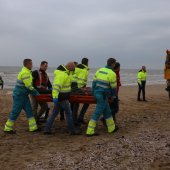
[0,0,170,69]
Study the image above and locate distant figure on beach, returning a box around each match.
[30,61,52,124]
[4,59,40,134]
[0,76,4,89]
[137,66,147,102]
[164,50,170,99]
[165,50,170,69]
[86,58,117,137]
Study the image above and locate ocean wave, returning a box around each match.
[0,67,166,89]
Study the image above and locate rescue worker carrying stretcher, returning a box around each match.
[86,58,117,136]
[72,58,89,125]
[30,61,52,123]
[44,62,81,135]
[4,59,39,134]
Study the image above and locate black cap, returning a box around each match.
[81,58,88,66]
[107,58,116,66]
[114,62,120,70]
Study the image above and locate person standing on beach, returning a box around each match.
[86,58,117,136]
[0,76,4,89]
[137,66,147,101]
[44,62,80,135]
[30,61,52,123]
[4,59,39,134]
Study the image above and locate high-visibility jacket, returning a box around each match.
[137,71,147,85]
[14,66,35,95]
[52,65,71,99]
[92,66,117,96]
[75,64,89,88]
[70,70,78,90]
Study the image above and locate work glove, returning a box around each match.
[53,98,58,104]
[31,89,40,96]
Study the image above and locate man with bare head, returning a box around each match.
[44,61,80,135]
[31,61,52,123]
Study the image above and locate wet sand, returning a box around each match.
[0,84,170,170]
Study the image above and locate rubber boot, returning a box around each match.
[28,117,38,132]
[4,119,16,134]
[86,119,97,136]
[106,117,115,133]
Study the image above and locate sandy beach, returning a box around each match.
[0,84,170,170]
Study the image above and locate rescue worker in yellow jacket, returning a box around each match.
[4,59,39,134]
[86,58,117,136]
[137,66,147,101]
[59,61,78,121]
[72,58,89,125]
[44,62,80,135]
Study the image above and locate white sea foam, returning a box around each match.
[0,66,166,89]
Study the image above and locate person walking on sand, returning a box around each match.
[100,61,120,130]
[86,58,117,137]
[44,62,81,135]
[30,61,52,123]
[137,66,147,101]
[4,59,40,134]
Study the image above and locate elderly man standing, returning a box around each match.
[44,62,80,135]
[4,59,39,134]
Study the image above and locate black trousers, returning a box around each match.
[109,96,119,122]
[0,83,3,89]
[138,81,146,100]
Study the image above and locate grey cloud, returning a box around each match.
[0,0,170,68]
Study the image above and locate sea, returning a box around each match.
[0,66,166,89]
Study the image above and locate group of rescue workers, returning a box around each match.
[3,57,148,136]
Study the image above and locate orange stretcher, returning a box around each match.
[35,87,97,104]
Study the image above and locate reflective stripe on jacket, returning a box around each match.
[16,66,34,90]
[52,65,71,98]
[75,64,88,88]
[92,67,117,95]
[34,70,49,89]
[14,66,35,95]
